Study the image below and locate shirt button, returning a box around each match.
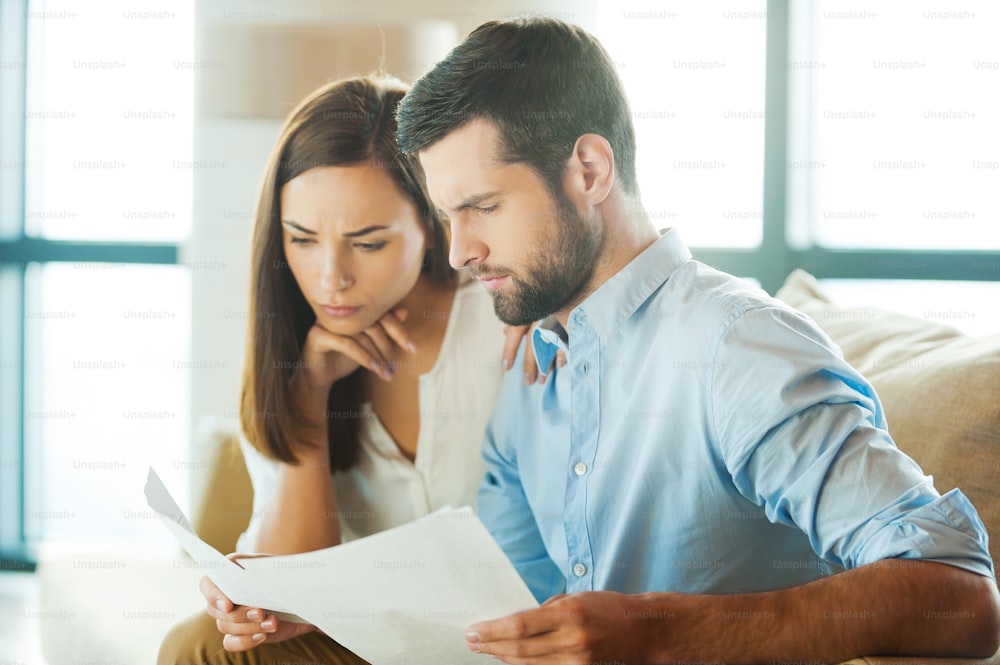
[572,563,587,577]
[573,462,588,476]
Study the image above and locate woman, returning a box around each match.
[158,75,550,665]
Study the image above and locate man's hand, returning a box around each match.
[466,591,658,664]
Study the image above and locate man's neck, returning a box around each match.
[553,195,659,330]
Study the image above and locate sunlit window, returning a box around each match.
[797,0,1000,250]
[595,0,767,248]
[21,0,193,546]
[25,0,193,242]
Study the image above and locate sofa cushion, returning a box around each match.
[776,269,1000,572]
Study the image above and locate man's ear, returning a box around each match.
[563,133,614,206]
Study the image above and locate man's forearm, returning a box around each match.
[641,561,1000,664]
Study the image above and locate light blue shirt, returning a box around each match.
[478,229,995,603]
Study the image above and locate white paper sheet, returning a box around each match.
[143,467,305,621]
[145,467,539,664]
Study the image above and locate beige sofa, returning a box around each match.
[37,270,999,664]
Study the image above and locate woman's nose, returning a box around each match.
[320,256,353,292]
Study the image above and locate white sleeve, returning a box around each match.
[234,434,281,553]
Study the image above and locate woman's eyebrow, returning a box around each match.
[343,225,390,238]
[281,220,317,235]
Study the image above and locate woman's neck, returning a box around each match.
[394,270,457,337]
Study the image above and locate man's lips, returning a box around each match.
[476,275,509,291]
[321,305,360,318]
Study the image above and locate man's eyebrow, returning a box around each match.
[281,220,317,235]
[448,191,505,214]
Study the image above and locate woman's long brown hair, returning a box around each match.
[240,76,452,471]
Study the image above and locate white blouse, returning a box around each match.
[236,272,506,550]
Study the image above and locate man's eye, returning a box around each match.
[478,205,498,215]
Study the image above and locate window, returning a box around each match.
[801,0,999,251]
[595,0,768,248]
[1,0,193,564]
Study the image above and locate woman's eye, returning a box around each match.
[289,236,315,245]
[355,241,387,252]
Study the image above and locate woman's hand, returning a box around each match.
[289,307,416,429]
[295,307,416,390]
[200,555,317,652]
[501,322,566,385]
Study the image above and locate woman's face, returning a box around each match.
[280,163,430,335]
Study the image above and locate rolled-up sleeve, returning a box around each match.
[712,304,995,580]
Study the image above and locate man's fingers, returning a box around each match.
[470,632,577,661]
[469,606,583,661]
[467,606,559,644]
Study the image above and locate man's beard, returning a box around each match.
[480,193,600,326]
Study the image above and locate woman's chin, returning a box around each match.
[314,313,372,336]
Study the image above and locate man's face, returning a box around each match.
[418,119,600,325]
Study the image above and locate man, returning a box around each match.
[395,16,999,664]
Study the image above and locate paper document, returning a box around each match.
[145,467,539,664]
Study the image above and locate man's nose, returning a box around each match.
[448,218,487,269]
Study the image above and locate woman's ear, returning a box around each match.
[563,133,615,207]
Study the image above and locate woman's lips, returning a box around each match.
[321,305,361,318]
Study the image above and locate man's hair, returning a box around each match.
[396,16,638,198]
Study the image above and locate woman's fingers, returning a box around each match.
[501,325,531,373]
[217,610,277,652]
[521,327,542,385]
[309,326,389,381]
[220,615,316,652]
[378,308,417,354]
[360,324,397,378]
[350,333,394,381]
[222,631,268,652]
[199,575,233,613]
[503,323,565,385]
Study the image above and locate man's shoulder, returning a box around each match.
[646,259,786,331]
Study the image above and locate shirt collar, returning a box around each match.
[530,317,567,374]
[530,228,692,371]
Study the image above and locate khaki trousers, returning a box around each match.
[157,611,370,665]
